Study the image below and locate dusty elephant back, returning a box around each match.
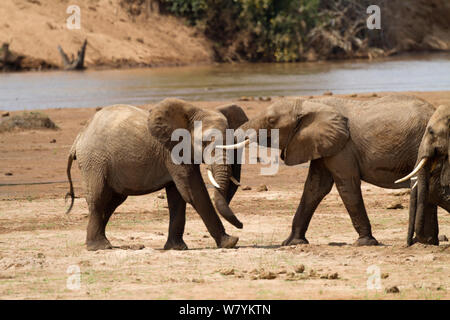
[316,95,435,187]
[74,105,171,195]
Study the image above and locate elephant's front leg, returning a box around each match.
[282,159,334,246]
[164,183,188,250]
[324,152,378,246]
[166,162,238,248]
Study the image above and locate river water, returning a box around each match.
[0,53,449,111]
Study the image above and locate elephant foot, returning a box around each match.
[354,236,379,246]
[86,238,113,251]
[281,234,309,246]
[415,235,439,246]
[164,239,188,250]
[217,234,239,248]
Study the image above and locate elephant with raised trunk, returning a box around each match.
[225,95,449,246]
[65,99,248,251]
[397,104,450,245]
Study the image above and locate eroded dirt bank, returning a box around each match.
[0,0,213,70]
[0,91,449,299]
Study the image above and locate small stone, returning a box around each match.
[2,112,9,117]
[157,193,165,199]
[95,107,102,112]
[387,201,404,210]
[381,273,389,279]
[438,235,448,242]
[257,185,268,192]
[220,268,235,276]
[50,139,56,143]
[349,94,357,97]
[294,264,305,274]
[136,38,144,44]
[259,271,277,280]
[328,272,339,279]
[372,93,378,97]
[386,286,400,293]
[192,278,205,283]
[323,91,333,96]
[5,172,13,176]
[242,186,252,191]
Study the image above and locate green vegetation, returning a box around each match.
[161,0,322,62]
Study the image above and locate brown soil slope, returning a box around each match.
[0,0,213,69]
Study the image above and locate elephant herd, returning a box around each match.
[65,95,449,251]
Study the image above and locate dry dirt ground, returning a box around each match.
[0,0,213,69]
[0,91,449,299]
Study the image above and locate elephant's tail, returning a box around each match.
[65,146,76,214]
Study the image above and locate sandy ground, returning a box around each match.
[0,91,449,299]
[0,0,213,69]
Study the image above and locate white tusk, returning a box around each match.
[207,169,220,188]
[215,139,250,150]
[411,180,418,190]
[395,158,428,184]
[230,176,241,186]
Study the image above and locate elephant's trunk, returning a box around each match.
[211,162,243,229]
[414,160,430,242]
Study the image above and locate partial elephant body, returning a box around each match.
[67,100,248,251]
[75,105,172,195]
[403,104,450,245]
[315,95,433,188]
[240,94,448,246]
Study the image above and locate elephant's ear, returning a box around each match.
[215,104,249,130]
[284,102,349,166]
[147,98,195,150]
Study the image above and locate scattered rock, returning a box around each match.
[242,186,252,191]
[327,272,339,279]
[349,94,357,97]
[191,278,205,283]
[258,97,271,101]
[372,93,378,97]
[0,112,58,132]
[259,271,277,280]
[257,185,268,192]
[238,96,254,101]
[294,264,305,274]
[5,172,13,176]
[387,201,404,210]
[136,38,144,44]
[381,273,389,279]
[49,139,56,143]
[220,268,235,276]
[1,112,9,117]
[438,235,448,242]
[323,91,333,96]
[120,244,145,250]
[157,193,165,199]
[386,286,400,293]
[95,107,102,112]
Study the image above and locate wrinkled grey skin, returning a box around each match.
[238,95,450,246]
[408,105,450,245]
[66,99,248,251]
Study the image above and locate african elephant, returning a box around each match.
[397,104,450,245]
[65,98,248,251]
[225,95,450,246]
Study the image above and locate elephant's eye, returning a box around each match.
[268,117,276,126]
[428,127,434,135]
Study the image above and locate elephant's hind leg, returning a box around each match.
[325,153,378,246]
[164,183,188,250]
[85,182,127,251]
[282,159,334,246]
